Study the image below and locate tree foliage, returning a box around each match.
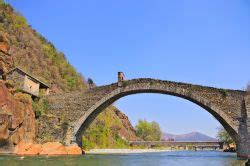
[87,78,94,85]
[82,107,130,150]
[135,119,162,141]
[217,127,234,146]
[32,98,49,118]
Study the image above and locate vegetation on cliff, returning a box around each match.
[0,0,87,92]
[0,1,138,148]
[82,106,138,149]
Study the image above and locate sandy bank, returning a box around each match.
[86,149,172,154]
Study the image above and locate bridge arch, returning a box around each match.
[72,79,245,148]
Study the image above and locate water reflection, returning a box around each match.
[0,151,246,166]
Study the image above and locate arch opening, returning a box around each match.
[74,89,240,147]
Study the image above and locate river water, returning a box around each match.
[0,151,247,166]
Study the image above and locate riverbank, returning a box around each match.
[86,148,172,154]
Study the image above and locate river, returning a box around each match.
[0,151,247,166]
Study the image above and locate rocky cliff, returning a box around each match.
[0,1,138,151]
[0,81,35,152]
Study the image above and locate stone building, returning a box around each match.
[5,67,49,97]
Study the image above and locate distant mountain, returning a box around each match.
[161,132,217,141]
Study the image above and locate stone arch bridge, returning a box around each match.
[47,78,249,158]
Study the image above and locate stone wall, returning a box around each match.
[245,94,250,158]
[5,70,25,89]
[23,75,40,96]
[45,78,248,157]
[45,79,245,144]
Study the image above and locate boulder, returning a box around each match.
[40,142,67,155]
[17,144,42,155]
[66,145,82,155]
[13,141,83,156]
[14,141,33,154]
[47,146,67,155]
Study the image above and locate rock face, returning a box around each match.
[66,145,83,155]
[0,82,36,151]
[113,107,139,141]
[14,142,82,155]
[0,46,13,76]
[40,142,66,155]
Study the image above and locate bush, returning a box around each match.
[219,89,227,98]
[32,98,49,118]
[14,93,32,104]
[0,0,9,7]
[135,119,162,141]
[13,14,27,28]
[81,107,131,150]
[15,87,23,93]
[217,127,234,147]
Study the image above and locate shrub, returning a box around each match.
[32,98,49,118]
[13,14,27,28]
[15,87,23,93]
[219,89,227,98]
[0,0,9,8]
[61,121,69,138]
[81,107,131,149]
[14,93,32,104]
[186,144,194,150]
[217,127,234,147]
[87,78,94,85]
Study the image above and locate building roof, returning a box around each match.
[6,67,49,88]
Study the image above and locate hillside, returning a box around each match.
[0,0,86,93]
[0,0,137,149]
[161,132,217,141]
[82,106,138,149]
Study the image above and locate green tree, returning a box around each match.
[135,119,162,141]
[217,127,234,147]
[87,78,95,88]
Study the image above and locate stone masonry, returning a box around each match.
[47,78,249,158]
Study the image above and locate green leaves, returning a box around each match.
[32,98,49,119]
[81,107,130,150]
[217,127,234,146]
[135,119,162,141]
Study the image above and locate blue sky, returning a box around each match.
[6,0,250,137]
